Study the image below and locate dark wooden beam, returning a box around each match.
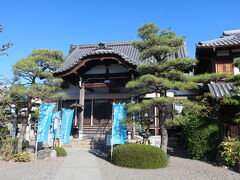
[85,82,126,88]
[84,72,131,78]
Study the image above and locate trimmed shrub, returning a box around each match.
[180,109,224,161]
[111,143,167,169]
[12,152,31,162]
[53,147,67,157]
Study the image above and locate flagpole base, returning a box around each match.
[78,131,83,139]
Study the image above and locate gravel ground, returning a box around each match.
[0,157,65,180]
[94,150,240,180]
[1,149,240,180]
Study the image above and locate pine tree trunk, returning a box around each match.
[159,107,168,154]
[17,99,31,153]
[17,122,27,153]
[160,123,168,154]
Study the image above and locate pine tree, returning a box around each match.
[11,49,66,152]
[126,23,227,153]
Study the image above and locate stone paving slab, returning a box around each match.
[54,150,102,180]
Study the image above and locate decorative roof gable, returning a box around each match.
[55,41,188,73]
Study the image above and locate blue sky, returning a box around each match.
[0,0,239,79]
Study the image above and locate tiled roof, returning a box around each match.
[55,41,188,73]
[196,30,240,48]
[208,82,240,98]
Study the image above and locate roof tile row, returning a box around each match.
[196,30,240,48]
[55,41,188,73]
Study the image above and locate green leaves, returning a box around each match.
[127,97,204,114]
[139,46,178,60]
[133,23,184,62]
[233,58,240,68]
[11,49,66,101]
[188,73,230,83]
[137,23,159,40]
[126,74,198,95]
[13,49,65,82]
[226,74,240,87]
[136,58,198,75]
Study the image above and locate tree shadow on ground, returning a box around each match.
[88,149,110,161]
[89,146,190,162]
[168,146,190,159]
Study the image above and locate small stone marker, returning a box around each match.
[149,136,161,147]
[37,149,57,159]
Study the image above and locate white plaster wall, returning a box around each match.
[233,58,240,75]
[58,84,80,100]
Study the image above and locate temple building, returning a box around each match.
[196,30,240,136]
[54,41,188,137]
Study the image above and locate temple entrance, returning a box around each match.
[83,99,114,126]
[93,99,113,126]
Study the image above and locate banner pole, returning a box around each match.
[34,118,39,161]
[59,108,63,147]
[110,103,115,161]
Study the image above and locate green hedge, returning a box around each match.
[181,110,224,161]
[53,147,67,157]
[111,143,167,169]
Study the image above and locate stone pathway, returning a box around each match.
[54,149,102,180]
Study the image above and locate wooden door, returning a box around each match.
[93,99,113,126]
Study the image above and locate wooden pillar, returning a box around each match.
[154,106,158,135]
[74,99,78,127]
[90,99,94,126]
[79,80,85,138]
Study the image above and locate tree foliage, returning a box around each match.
[126,23,227,153]
[12,49,66,100]
[11,49,66,152]
[177,108,223,161]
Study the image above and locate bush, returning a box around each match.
[220,136,240,167]
[0,126,10,142]
[111,143,167,169]
[53,147,67,157]
[12,152,31,162]
[180,109,224,161]
[11,139,29,154]
[0,137,14,160]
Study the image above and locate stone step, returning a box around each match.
[62,137,105,150]
[62,144,104,150]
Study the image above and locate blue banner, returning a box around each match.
[37,103,55,142]
[61,109,74,143]
[52,111,61,139]
[112,104,128,145]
